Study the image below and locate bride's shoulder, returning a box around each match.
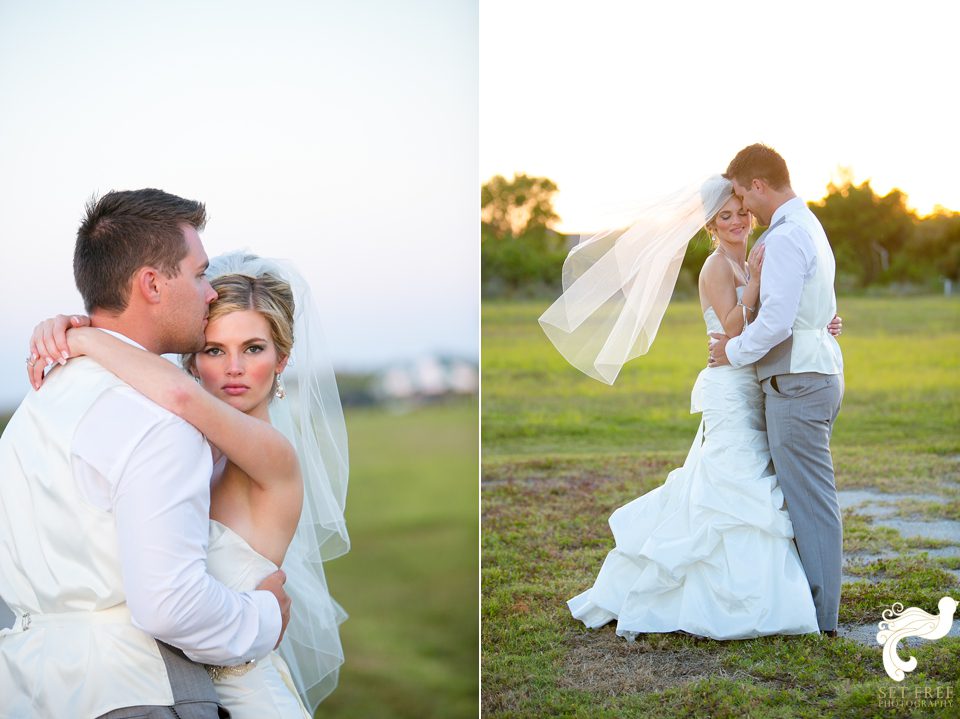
[698,252,734,286]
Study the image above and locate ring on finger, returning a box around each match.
[25,356,36,367]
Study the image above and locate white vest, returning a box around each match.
[0,359,177,718]
[756,208,844,381]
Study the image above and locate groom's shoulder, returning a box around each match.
[69,375,207,486]
[774,204,820,240]
[766,217,806,245]
[96,384,196,433]
[57,358,199,434]
[5,359,203,458]
[765,216,817,266]
[98,383,178,420]
[73,382,205,469]
[787,204,830,246]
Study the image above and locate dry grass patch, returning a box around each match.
[559,627,726,695]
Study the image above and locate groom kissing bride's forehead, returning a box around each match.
[724,143,795,228]
[1,188,292,719]
[73,189,216,355]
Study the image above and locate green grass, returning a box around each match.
[316,399,478,719]
[483,296,960,460]
[841,510,956,555]
[482,297,960,717]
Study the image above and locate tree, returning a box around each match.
[481,173,560,250]
[481,174,567,297]
[906,209,960,283]
[809,173,916,287]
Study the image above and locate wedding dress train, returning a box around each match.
[568,295,819,640]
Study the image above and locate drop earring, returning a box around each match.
[274,372,286,399]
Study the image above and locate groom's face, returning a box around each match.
[159,225,218,353]
[731,178,769,226]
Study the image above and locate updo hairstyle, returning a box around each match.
[181,272,296,376]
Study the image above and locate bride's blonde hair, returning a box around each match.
[181,272,296,378]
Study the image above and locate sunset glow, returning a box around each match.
[481,0,959,233]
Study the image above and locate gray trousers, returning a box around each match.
[762,371,844,632]
[97,641,229,719]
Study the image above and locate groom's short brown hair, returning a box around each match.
[724,144,791,191]
[74,189,207,313]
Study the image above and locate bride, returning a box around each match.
[540,176,841,640]
[29,252,348,716]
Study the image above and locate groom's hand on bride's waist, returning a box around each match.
[708,333,731,367]
[256,568,292,649]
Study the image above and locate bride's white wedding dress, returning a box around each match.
[206,520,312,719]
[568,290,819,640]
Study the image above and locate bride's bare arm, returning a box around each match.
[52,325,299,491]
[741,242,764,314]
[698,256,753,338]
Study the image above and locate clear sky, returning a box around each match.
[481,0,959,233]
[0,0,478,410]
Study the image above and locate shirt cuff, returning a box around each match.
[725,336,745,368]
[248,589,283,659]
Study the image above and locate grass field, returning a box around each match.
[321,398,478,719]
[482,297,960,717]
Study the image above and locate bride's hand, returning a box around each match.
[27,314,91,389]
[747,242,765,281]
[827,314,842,337]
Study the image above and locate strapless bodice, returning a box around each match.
[204,521,312,719]
[207,520,278,592]
[702,285,744,336]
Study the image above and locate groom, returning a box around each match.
[708,144,845,637]
[0,189,290,717]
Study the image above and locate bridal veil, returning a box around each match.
[206,252,349,712]
[539,175,733,384]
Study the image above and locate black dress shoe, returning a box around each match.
[822,629,838,638]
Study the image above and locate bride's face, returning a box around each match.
[711,196,752,245]
[194,309,287,418]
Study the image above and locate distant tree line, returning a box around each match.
[481,172,960,298]
[480,173,568,296]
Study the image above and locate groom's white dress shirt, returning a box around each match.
[725,197,843,376]
[0,331,280,717]
[73,335,281,662]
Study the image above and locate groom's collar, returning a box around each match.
[769,196,806,227]
[93,328,148,351]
